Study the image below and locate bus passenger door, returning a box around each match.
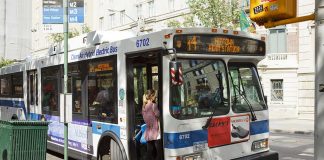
[126,51,163,160]
[27,70,38,119]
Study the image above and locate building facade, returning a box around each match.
[0,0,32,60]
[296,0,315,119]
[256,0,315,119]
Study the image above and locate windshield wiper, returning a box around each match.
[202,71,225,129]
[234,86,257,121]
[229,69,257,121]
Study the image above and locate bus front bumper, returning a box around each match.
[233,150,279,160]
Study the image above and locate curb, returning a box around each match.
[270,129,313,135]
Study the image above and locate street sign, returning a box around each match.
[68,0,84,23]
[43,0,84,24]
[43,0,63,24]
[43,24,63,33]
[250,0,297,25]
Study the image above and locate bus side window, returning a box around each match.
[0,76,11,96]
[41,67,60,116]
[88,59,117,124]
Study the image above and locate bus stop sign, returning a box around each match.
[250,0,297,25]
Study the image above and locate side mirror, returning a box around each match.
[170,61,183,115]
[169,61,183,86]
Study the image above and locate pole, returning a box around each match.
[264,13,315,28]
[63,0,69,159]
[315,1,324,160]
[3,0,6,59]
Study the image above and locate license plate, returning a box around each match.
[193,141,207,152]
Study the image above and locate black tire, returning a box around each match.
[110,139,124,160]
[98,139,125,160]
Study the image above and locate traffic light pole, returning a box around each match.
[315,1,324,160]
[63,0,69,159]
[264,13,315,28]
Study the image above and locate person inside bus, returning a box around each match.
[42,83,58,113]
[198,95,211,110]
[142,89,161,160]
[93,86,115,122]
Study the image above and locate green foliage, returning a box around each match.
[49,24,92,43]
[82,24,91,34]
[167,19,182,28]
[182,14,196,27]
[49,28,81,43]
[167,14,196,28]
[167,0,241,30]
[0,58,14,68]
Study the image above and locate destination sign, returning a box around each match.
[173,35,266,56]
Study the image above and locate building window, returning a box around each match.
[243,0,250,8]
[99,17,104,30]
[268,28,287,53]
[109,13,115,28]
[137,4,143,18]
[271,79,283,101]
[148,1,154,17]
[120,10,125,25]
[169,0,175,11]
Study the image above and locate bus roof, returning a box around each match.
[0,28,265,74]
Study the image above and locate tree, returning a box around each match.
[82,24,91,34]
[0,58,13,68]
[167,14,196,28]
[49,28,80,43]
[167,0,241,30]
[167,19,182,28]
[49,24,92,43]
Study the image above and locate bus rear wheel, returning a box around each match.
[98,138,124,160]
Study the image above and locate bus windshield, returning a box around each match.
[170,59,229,120]
[229,63,267,113]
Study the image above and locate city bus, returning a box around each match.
[0,28,278,160]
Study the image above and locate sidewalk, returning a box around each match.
[269,118,314,135]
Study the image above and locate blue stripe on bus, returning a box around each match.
[29,113,41,120]
[92,122,120,138]
[0,99,25,108]
[0,99,26,117]
[164,120,269,149]
[164,130,208,149]
[250,120,269,135]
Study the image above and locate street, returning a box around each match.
[270,133,314,160]
[46,150,64,160]
[46,132,314,160]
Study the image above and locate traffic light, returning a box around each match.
[250,0,297,26]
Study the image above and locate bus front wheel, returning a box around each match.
[98,137,124,160]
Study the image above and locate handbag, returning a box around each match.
[140,124,147,144]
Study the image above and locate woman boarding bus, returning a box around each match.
[0,28,278,160]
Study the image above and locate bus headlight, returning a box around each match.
[182,153,202,160]
[252,139,268,151]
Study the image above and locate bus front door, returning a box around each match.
[126,51,162,160]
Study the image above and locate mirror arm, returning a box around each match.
[165,48,177,61]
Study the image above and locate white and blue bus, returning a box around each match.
[0,28,278,160]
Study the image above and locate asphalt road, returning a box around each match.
[47,133,315,160]
[270,132,314,160]
[46,150,64,160]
